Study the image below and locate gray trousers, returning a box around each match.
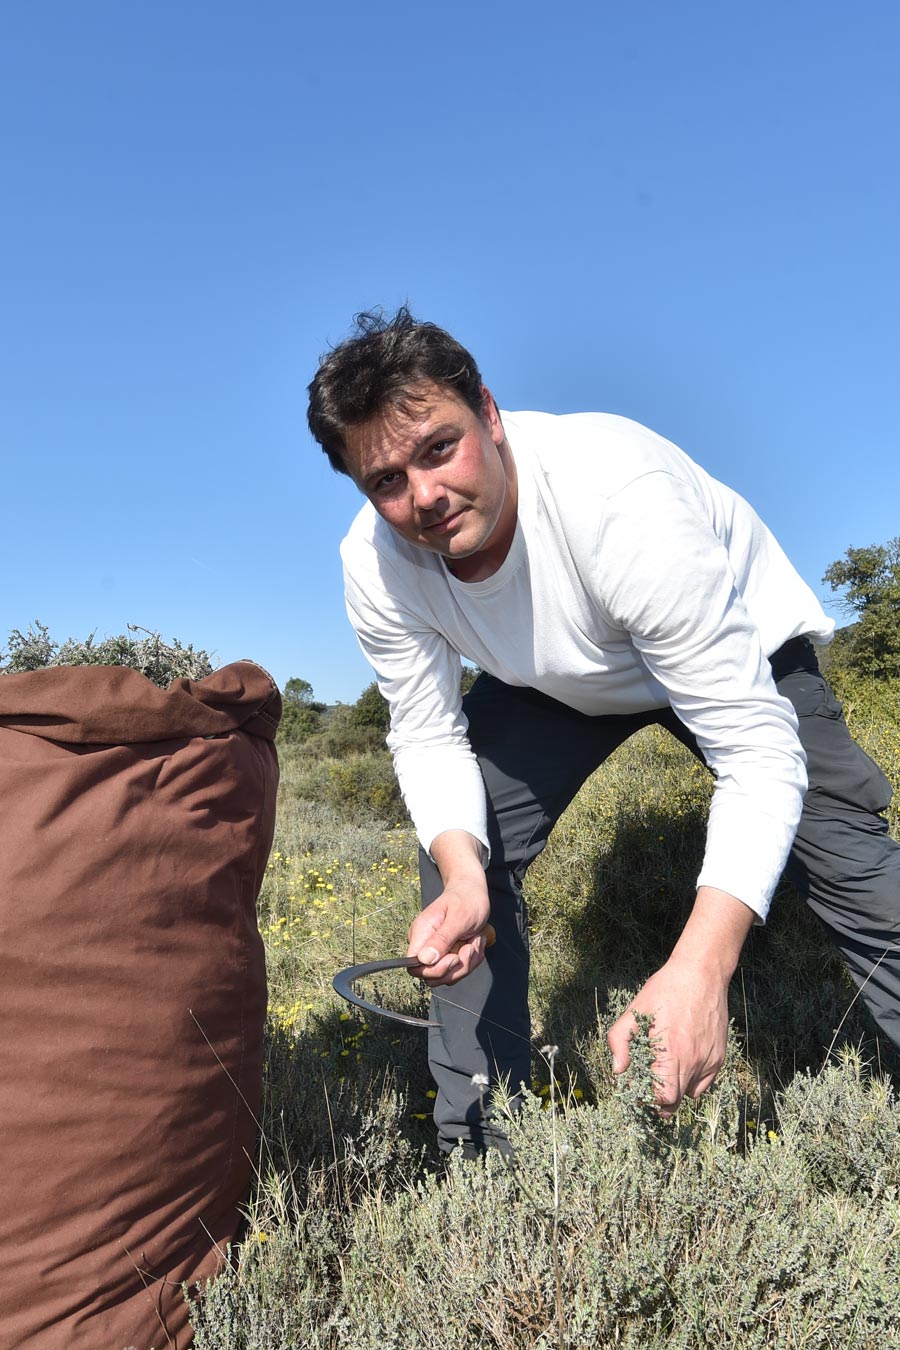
[419,638,900,1153]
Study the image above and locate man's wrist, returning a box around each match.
[668,885,755,983]
[430,829,488,888]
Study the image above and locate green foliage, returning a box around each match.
[347,666,486,739]
[824,537,900,681]
[286,666,482,765]
[284,707,394,783]
[191,1034,900,1349]
[278,677,327,744]
[306,714,386,760]
[460,663,479,694]
[781,1048,900,1197]
[349,681,391,735]
[324,752,406,820]
[278,703,322,744]
[284,677,318,707]
[0,621,213,687]
[275,692,407,822]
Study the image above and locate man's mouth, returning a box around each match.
[424,508,465,535]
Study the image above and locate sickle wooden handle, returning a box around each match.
[447,922,496,954]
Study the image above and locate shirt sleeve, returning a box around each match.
[341,538,489,862]
[594,470,808,921]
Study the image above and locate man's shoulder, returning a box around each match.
[340,499,434,582]
[340,499,403,554]
[340,498,379,553]
[503,409,693,496]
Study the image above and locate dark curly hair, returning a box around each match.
[307,307,486,475]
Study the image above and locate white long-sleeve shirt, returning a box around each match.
[341,410,834,920]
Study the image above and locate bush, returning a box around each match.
[349,682,390,735]
[304,708,386,760]
[325,752,406,822]
[823,538,900,683]
[276,740,407,827]
[190,1032,900,1349]
[0,621,214,688]
[278,702,324,744]
[277,678,327,745]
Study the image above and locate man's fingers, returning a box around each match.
[655,1053,725,1112]
[407,930,487,985]
[407,926,473,968]
[606,1013,635,1075]
[608,963,729,1116]
[609,1009,684,1113]
[406,907,448,964]
[651,1070,684,1117]
[685,1067,720,1100]
[653,1051,723,1111]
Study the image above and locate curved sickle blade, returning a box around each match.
[332,956,437,1028]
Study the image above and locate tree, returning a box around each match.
[283,677,318,707]
[460,663,479,695]
[349,667,481,737]
[278,677,327,744]
[348,681,390,734]
[823,538,900,682]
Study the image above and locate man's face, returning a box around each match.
[341,382,517,577]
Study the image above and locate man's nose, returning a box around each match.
[410,469,445,511]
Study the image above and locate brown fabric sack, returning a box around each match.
[0,661,281,1350]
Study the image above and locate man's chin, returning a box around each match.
[419,525,480,557]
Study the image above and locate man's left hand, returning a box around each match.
[606,884,755,1116]
[606,959,729,1116]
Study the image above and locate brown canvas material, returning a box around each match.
[0,661,281,1350]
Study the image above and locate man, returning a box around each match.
[308,307,900,1156]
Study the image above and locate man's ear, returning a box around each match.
[481,386,504,444]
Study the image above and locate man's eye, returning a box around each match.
[429,440,453,458]
[375,472,402,492]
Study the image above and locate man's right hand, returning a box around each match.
[406,830,490,986]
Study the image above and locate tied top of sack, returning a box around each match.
[0,660,282,744]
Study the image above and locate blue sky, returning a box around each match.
[2,2,897,702]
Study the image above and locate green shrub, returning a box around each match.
[305,718,386,760]
[348,681,390,735]
[275,741,408,827]
[191,1030,900,1349]
[277,701,324,744]
[276,677,328,745]
[823,538,900,683]
[0,621,213,687]
[325,752,406,822]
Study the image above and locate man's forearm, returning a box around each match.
[668,885,756,982]
[430,829,489,892]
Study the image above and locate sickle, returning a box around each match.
[332,925,496,1028]
[332,955,437,1028]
